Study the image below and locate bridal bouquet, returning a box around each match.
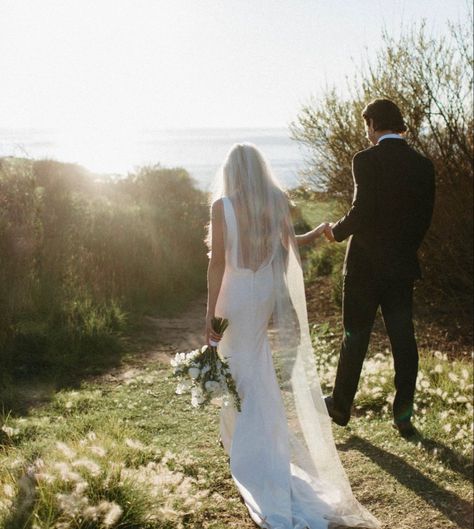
[171,317,241,411]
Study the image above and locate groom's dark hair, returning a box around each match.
[362,98,407,133]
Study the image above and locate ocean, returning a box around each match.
[0,127,308,191]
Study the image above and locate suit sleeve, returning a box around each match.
[332,152,375,242]
[411,160,436,250]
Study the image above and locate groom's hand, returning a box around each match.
[324,223,336,242]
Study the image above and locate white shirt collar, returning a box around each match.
[378,133,404,143]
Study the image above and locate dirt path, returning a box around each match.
[102,297,207,384]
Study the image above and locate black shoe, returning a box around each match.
[392,420,418,439]
[324,396,350,427]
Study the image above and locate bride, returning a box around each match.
[205,143,380,529]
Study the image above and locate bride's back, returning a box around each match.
[212,143,288,273]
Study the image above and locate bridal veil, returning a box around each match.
[210,143,380,528]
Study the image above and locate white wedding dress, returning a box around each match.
[215,195,380,529]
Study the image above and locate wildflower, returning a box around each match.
[56,441,76,459]
[90,445,107,457]
[56,491,89,517]
[103,502,123,527]
[75,481,89,494]
[72,458,101,476]
[35,472,56,484]
[3,484,14,498]
[84,505,100,521]
[1,425,20,437]
[125,438,145,450]
[53,462,81,482]
[86,431,97,441]
[443,423,452,433]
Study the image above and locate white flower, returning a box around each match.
[186,349,200,360]
[205,380,221,394]
[170,352,187,367]
[191,387,205,407]
[176,380,192,394]
[188,367,201,380]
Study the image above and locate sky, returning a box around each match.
[0,0,470,132]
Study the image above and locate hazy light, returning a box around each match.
[0,0,467,177]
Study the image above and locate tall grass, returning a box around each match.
[0,158,208,394]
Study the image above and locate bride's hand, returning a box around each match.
[313,222,329,240]
[205,314,222,346]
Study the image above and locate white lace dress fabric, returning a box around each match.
[215,196,380,529]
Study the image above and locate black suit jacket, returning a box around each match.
[332,139,435,280]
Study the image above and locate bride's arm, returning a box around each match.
[280,212,327,249]
[206,199,226,344]
[294,223,328,247]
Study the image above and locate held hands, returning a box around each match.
[323,223,335,242]
[312,222,335,243]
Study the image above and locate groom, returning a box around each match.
[323,98,435,438]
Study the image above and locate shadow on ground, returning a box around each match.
[338,435,473,529]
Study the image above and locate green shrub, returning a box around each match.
[291,18,473,315]
[0,158,208,392]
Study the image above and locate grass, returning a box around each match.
[0,317,472,529]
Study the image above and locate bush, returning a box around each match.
[0,158,208,389]
[291,18,473,315]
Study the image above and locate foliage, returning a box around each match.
[0,158,208,391]
[291,19,474,313]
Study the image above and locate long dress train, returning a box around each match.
[215,196,380,529]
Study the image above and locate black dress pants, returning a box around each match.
[332,274,419,424]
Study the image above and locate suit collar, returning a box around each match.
[378,133,404,143]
